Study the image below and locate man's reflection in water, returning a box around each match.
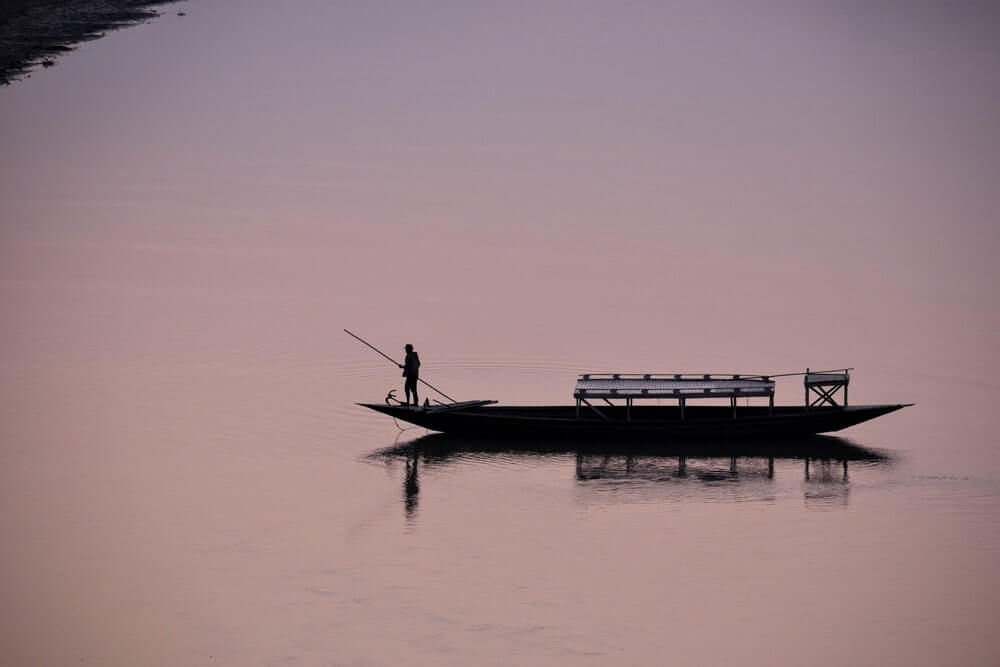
[404,446,420,519]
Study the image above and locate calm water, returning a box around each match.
[2,3,999,665]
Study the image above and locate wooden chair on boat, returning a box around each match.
[804,368,849,408]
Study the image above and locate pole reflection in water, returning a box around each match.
[368,433,892,518]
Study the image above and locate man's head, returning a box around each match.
[405,344,413,352]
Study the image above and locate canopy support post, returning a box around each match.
[804,368,810,410]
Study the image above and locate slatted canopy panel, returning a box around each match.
[575,374,775,399]
[805,373,849,386]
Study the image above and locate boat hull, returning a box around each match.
[359,403,909,440]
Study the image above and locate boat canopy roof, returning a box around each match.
[575,374,775,399]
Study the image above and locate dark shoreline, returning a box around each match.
[0,0,183,86]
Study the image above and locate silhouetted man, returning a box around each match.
[399,343,420,406]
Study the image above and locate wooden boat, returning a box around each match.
[360,369,911,440]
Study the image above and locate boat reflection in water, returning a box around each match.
[369,433,892,515]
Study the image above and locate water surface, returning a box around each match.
[1,3,998,665]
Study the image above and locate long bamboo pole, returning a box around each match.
[343,329,457,403]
